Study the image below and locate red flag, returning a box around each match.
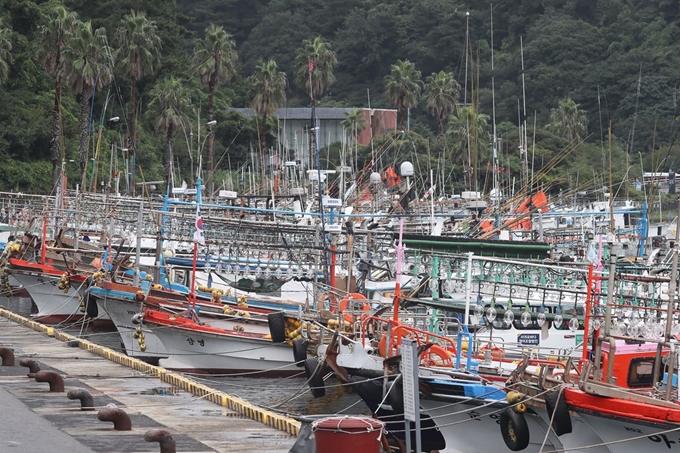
[308,59,314,73]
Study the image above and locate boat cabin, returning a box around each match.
[598,340,668,389]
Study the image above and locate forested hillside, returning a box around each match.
[0,0,678,198]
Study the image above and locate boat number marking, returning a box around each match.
[467,410,500,424]
[186,338,205,347]
[647,433,676,449]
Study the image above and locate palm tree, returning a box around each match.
[250,59,287,159]
[39,5,79,185]
[63,21,112,189]
[384,59,422,130]
[294,37,337,167]
[423,71,459,136]
[147,77,189,186]
[115,10,162,195]
[0,21,12,85]
[294,37,337,104]
[192,24,238,187]
[341,108,367,146]
[446,106,490,187]
[549,98,587,142]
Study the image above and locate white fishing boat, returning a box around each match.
[142,308,298,376]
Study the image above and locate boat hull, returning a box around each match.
[8,270,107,323]
[149,322,298,377]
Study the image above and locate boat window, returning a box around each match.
[627,358,655,388]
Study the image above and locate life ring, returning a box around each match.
[500,407,530,451]
[339,293,370,322]
[544,391,572,436]
[420,344,454,368]
[378,326,418,357]
[479,344,505,361]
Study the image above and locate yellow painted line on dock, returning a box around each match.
[0,308,301,436]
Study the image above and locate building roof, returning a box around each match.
[230,107,393,121]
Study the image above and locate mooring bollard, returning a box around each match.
[97,407,132,431]
[0,347,15,366]
[67,388,95,410]
[145,429,177,453]
[34,370,64,392]
[19,358,40,377]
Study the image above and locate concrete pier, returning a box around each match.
[0,311,297,452]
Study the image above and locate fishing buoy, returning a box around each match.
[500,407,530,451]
[545,391,572,436]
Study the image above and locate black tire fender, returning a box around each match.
[303,357,325,398]
[267,312,287,343]
[500,407,530,451]
[85,293,99,319]
[292,339,307,367]
[545,391,572,436]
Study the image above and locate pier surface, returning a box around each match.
[0,315,296,452]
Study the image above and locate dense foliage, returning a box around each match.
[0,0,678,199]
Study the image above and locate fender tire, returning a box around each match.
[85,293,99,319]
[545,391,572,436]
[267,312,287,343]
[500,407,530,451]
[292,339,307,367]
[303,357,325,398]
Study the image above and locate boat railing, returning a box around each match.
[359,315,457,359]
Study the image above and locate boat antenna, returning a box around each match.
[490,3,500,214]
[520,36,529,190]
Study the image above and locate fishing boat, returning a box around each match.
[494,228,680,452]
[141,308,299,376]
[90,279,282,361]
[6,257,98,323]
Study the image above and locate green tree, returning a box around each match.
[192,24,238,186]
[549,98,587,142]
[341,108,367,146]
[294,37,337,167]
[147,77,190,185]
[446,106,490,168]
[0,21,12,85]
[63,21,112,189]
[250,58,287,155]
[39,5,79,185]
[384,59,422,130]
[423,71,459,136]
[294,36,337,104]
[115,10,162,195]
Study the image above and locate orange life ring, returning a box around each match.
[339,293,370,322]
[378,325,418,357]
[420,345,454,368]
[479,344,505,361]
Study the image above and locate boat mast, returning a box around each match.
[490,4,500,216]
[463,12,471,192]
[520,36,529,190]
